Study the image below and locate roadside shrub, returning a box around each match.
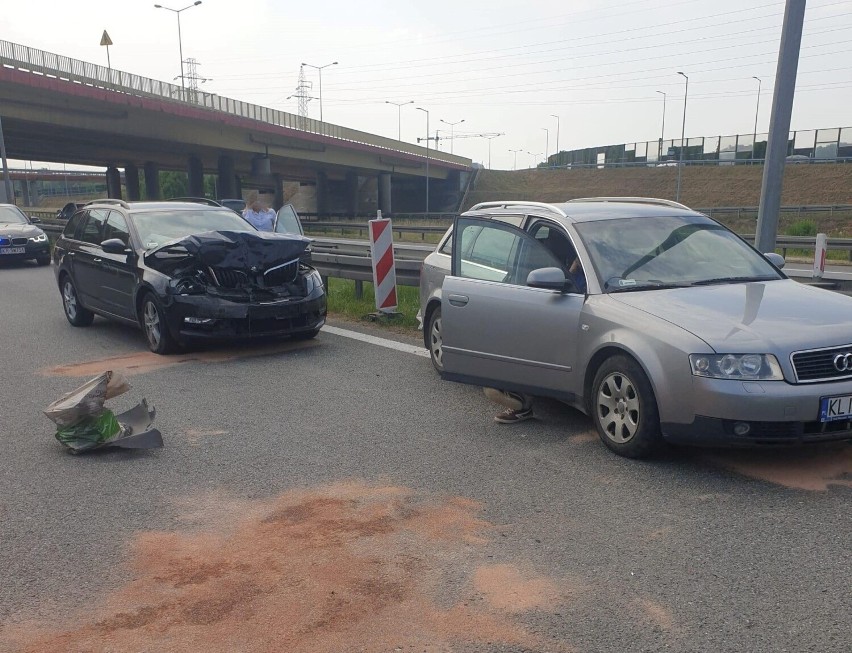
[786,220,817,236]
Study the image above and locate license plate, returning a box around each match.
[819,394,852,422]
[0,247,25,255]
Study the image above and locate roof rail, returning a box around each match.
[165,197,224,207]
[468,201,567,217]
[85,198,130,209]
[567,197,691,210]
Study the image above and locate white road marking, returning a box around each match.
[322,325,430,358]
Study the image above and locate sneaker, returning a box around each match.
[494,407,534,424]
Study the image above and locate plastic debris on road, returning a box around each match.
[44,371,163,454]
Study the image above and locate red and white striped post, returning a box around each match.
[369,210,398,313]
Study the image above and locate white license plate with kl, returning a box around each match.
[0,247,25,255]
[819,394,852,422]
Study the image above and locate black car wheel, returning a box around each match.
[427,306,443,372]
[36,256,50,266]
[61,276,94,327]
[140,293,177,355]
[591,355,662,459]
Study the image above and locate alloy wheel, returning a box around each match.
[143,301,161,349]
[429,314,443,368]
[63,281,78,320]
[596,371,641,444]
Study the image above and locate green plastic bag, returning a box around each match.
[55,409,123,453]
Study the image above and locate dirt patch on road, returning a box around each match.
[40,339,320,377]
[4,482,577,653]
[705,443,852,491]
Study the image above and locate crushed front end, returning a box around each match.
[145,231,327,341]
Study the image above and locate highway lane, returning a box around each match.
[0,261,850,653]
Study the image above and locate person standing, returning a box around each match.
[243,199,275,232]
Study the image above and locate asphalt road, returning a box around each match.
[0,261,849,653]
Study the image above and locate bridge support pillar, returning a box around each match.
[106,166,122,199]
[378,173,392,216]
[345,171,359,218]
[125,164,140,200]
[316,170,329,218]
[273,174,284,211]
[21,180,39,206]
[187,156,204,197]
[217,156,236,199]
[234,175,242,199]
[144,162,161,200]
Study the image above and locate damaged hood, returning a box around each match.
[145,230,311,271]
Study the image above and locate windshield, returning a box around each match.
[133,209,256,250]
[574,214,783,291]
[0,206,29,224]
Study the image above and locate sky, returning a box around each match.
[3,0,852,170]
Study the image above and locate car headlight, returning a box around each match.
[689,354,783,380]
[305,269,323,295]
[28,233,48,243]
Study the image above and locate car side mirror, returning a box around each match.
[764,252,785,269]
[101,238,130,254]
[29,216,41,224]
[527,267,570,291]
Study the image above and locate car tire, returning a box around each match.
[36,256,51,266]
[591,355,662,459]
[426,306,444,373]
[140,293,177,355]
[61,276,94,327]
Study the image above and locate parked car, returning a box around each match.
[56,202,85,221]
[220,198,247,214]
[418,197,852,458]
[0,204,50,265]
[53,201,326,354]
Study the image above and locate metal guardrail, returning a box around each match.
[0,39,469,169]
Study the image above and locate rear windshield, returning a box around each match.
[132,209,256,250]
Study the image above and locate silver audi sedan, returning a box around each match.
[418,198,852,458]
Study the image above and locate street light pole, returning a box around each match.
[154,2,202,100]
[655,90,666,159]
[509,148,523,170]
[483,134,502,170]
[541,128,549,165]
[302,61,338,123]
[527,151,543,168]
[439,118,465,155]
[385,100,414,140]
[676,71,689,201]
[550,114,560,162]
[416,107,430,213]
[752,76,762,158]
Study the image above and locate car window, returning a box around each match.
[275,205,303,235]
[63,211,84,239]
[78,209,109,245]
[453,218,561,285]
[438,230,453,255]
[103,211,131,246]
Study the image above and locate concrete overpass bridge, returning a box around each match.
[0,40,471,215]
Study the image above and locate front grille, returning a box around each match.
[791,344,852,383]
[11,237,27,246]
[264,259,299,286]
[208,267,249,289]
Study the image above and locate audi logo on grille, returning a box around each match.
[833,353,852,372]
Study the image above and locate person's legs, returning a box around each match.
[483,388,534,423]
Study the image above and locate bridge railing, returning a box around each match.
[0,39,469,168]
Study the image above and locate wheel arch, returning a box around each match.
[422,294,443,350]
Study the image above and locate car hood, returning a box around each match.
[145,230,310,270]
[0,223,43,238]
[610,279,852,352]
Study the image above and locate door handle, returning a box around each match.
[448,293,469,307]
[93,258,103,263]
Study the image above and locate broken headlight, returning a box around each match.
[171,275,207,295]
[305,269,323,295]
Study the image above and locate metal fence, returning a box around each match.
[0,39,469,168]
[551,126,852,168]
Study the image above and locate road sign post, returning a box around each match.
[368,210,399,315]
